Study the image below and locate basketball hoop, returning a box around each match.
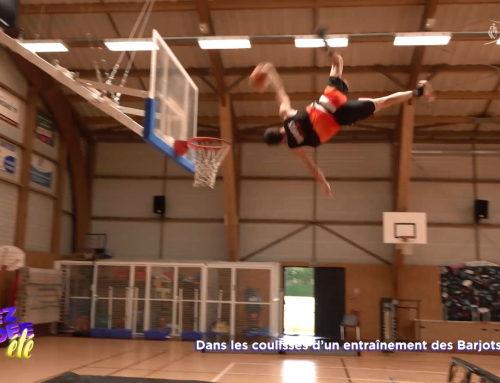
[181,137,230,188]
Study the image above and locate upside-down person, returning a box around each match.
[249,53,435,198]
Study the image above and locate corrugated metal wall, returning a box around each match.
[92,143,226,259]
[25,192,54,252]
[0,47,75,255]
[0,181,18,246]
[0,48,26,248]
[92,142,500,265]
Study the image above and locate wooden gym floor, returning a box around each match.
[1,338,499,383]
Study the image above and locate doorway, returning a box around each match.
[283,267,346,338]
[283,267,314,335]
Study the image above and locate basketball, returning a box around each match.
[250,72,267,90]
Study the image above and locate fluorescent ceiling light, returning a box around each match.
[295,36,348,48]
[394,33,451,46]
[198,37,251,49]
[20,40,68,53]
[104,40,159,51]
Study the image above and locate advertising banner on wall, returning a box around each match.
[35,112,56,147]
[0,139,17,175]
[30,155,55,189]
[0,87,21,129]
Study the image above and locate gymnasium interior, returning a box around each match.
[1,0,500,382]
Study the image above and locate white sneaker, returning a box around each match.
[416,80,436,102]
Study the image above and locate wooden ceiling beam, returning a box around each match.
[194,0,239,263]
[19,0,500,14]
[393,0,438,297]
[44,33,491,50]
[82,114,500,125]
[70,64,500,80]
[68,90,500,103]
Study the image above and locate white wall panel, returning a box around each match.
[480,229,500,264]
[162,223,227,260]
[0,48,29,98]
[240,180,314,220]
[96,143,164,176]
[317,144,391,178]
[241,143,310,177]
[92,179,163,218]
[165,180,224,218]
[240,224,312,262]
[317,226,392,264]
[91,221,161,258]
[412,144,473,179]
[407,228,475,265]
[477,184,500,224]
[0,181,18,246]
[409,182,474,223]
[60,213,73,255]
[476,145,500,180]
[316,182,392,221]
[25,192,54,252]
[167,158,192,176]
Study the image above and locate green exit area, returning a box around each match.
[283,267,315,335]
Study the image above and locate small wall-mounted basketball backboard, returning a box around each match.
[383,212,427,245]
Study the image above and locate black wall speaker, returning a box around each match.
[474,199,489,223]
[0,0,19,29]
[153,196,165,215]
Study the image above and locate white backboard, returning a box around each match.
[383,212,427,244]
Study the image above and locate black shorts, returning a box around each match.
[328,76,349,95]
[283,109,320,148]
[332,99,376,126]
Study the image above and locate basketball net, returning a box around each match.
[188,138,230,188]
[396,237,414,256]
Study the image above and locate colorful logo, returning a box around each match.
[0,307,35,359]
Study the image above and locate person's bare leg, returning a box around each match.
[361,80,435,113]
[365,91,414,112]
[250,62,296,119]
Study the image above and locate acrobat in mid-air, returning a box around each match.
[249,53,435,198]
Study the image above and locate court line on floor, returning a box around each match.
[142,351,196,378]
[224,372,426,383]
[109,348,183,377]
[212,363,235,382]
[234,362,448,374]
[341,358,353,383]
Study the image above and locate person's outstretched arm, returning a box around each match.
[250,62,294,119]
[292,148,332,198]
